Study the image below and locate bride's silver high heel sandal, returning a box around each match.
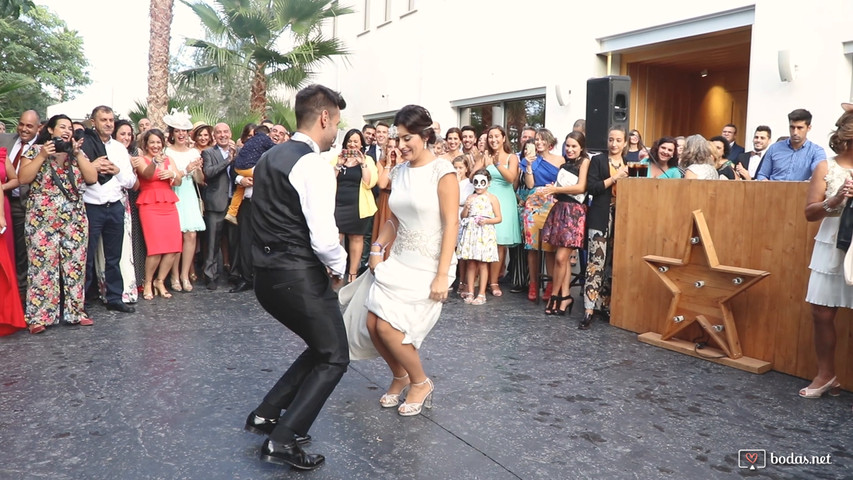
[398,378,434,416]
[379,374,411,408]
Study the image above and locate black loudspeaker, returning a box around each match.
[585,76,630,152]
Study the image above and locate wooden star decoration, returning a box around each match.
[643,210,770,359]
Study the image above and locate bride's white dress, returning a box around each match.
[366,158,457,349]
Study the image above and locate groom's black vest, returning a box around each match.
[251,140,322,270]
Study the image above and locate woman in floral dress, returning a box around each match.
[17,114,98,334]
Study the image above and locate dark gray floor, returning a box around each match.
[1,281,850,480]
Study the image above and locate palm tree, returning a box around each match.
[179,0,352,116]
[147,0,174,129]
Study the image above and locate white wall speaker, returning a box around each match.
[778,50,798,82]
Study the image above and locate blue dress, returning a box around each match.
[165,147,206,232]
[486,155,521,246]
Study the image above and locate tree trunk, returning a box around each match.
[249,64,267,116]
[147,0,173,130]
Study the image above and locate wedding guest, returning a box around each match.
[113,119,146,289]
[0,147,24,335]
[644,137,682,178]
[800,108,853,400]
[200,123,237,290]
[367,105,458,417]
[519,128,561,301]
[372,136,400,261]
[164,110,206,292]
[709,135,735,179]
[582,126,628,329]
[681,135,719,180]
[439,127,463,161]
[333,129,378,281]
[82,106,139,312]
[473,126,520,296]
[626,129,650,162]
[131,129,182,300]
[0,109,40,305]
[137,118,152,134]
[18,114,98,333]
[540,131,590,315]
[191,122,214,154]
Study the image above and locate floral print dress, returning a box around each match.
[23,145,89,326]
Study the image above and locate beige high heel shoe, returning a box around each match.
[398,378,434,416]
[799,376,841,398]
[379,374,411,408]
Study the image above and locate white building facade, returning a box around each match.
[313,0,853,151]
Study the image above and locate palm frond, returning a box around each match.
[179,0,231,40]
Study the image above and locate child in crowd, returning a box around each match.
[225,125,276,225]
[456,169,502,305]
[453,155,475,294]
[432,138,446,156]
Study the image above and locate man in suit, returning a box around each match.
[722,124,745,161]
[246,84,348,471]
[366,122,388,162]
[0,110,40,305]
[200,122,237,290]
[734,125,772,180]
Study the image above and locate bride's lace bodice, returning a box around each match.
[388,159,456,262]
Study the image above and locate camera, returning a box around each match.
[52,129,85,154]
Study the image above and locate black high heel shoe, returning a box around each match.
[556,296,573,316]
[544,295,559,315]
[578,312,593,330]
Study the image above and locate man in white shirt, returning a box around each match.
[246,84,347,471]
[0,109,39,304]
[734,125,772,180]
[81,106,138,313]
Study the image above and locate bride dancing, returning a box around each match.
[366,105,459,416]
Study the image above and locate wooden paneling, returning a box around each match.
[620,27,750,143]
[611,179,853,387]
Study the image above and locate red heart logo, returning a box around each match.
[745,452,758,464]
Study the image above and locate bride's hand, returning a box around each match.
[368,252,383,272]
[429,275,448,303]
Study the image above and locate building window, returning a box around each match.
[384,0,392,22]
[407,0,416,12]
[458,96,545,150]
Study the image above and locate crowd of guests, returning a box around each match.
[0,106,291,335]
[340,107,831,332]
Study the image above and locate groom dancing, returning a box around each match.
[247,84,349,470]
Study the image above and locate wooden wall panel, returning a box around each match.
[625,63,747,143]
[611,179,853,386]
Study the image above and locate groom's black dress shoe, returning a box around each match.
[244,413,311,444]
[229,280,251,293]
[260,439,324,470]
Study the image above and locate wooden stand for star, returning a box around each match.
[639,210,772,374]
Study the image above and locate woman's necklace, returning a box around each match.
[609,157,623,170]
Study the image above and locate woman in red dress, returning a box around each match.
[131,129,183,300]
[0,147,24,335]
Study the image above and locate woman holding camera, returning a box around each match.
[333,129,378,282]
[17,114,98,333]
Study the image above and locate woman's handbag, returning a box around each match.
[836,201,853,251]
[194,181,205,216]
